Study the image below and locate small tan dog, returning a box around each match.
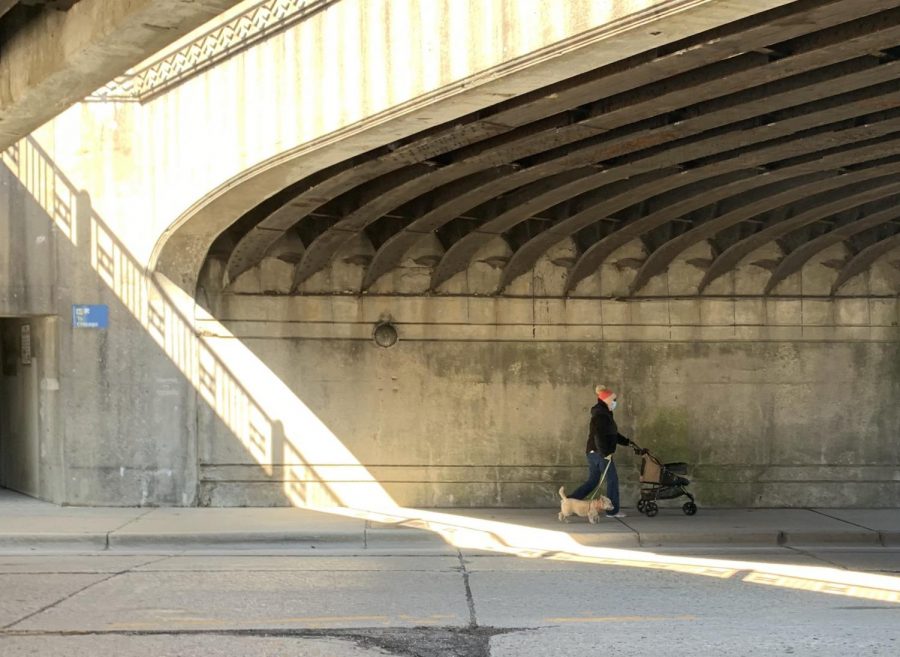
[558,486,614,523]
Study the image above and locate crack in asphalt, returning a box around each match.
[456,550,478,629]
[0,626,525,656]
[0,555,171,631]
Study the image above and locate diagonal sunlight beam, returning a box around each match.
[330,506,900,605]
[4,135,900,607]
[3,136,395,510]
[158,273,396,509]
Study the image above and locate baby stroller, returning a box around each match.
[630,442,697,517]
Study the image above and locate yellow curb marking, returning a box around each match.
[546,614,697,623]
[106,613,460,631]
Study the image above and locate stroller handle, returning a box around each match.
[630,441,649,455]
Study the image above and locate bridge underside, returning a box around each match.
[207,0,900,301]
[4,0,899,509]
[0,0,236,148]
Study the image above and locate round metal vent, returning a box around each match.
[372,322,398,348]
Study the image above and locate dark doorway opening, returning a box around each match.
[0,317,43,497]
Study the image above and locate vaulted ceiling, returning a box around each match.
[210,0,900,297]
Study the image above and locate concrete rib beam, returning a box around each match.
[236,0,893,289]
[831,233,900,293]
[698,178,900,293]
[764,205,900,294]
[496,102,900,292]
[629,164,900,295]
[440,58,900,292]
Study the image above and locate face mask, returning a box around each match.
[610,400,618,411]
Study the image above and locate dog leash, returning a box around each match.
[586,457,613,501]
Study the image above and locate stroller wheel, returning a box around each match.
[637,500,646,513]
[645,502,659,517]
[683,502,698,516]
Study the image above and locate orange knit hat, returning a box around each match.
[595,385,615,401]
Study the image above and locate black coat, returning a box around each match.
[585,401,630,456]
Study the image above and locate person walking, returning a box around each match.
[568,384,632,518]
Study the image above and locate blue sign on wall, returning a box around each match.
[72,304,109,329]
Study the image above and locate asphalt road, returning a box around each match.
[1,547,898,656]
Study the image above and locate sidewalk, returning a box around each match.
[1,488,898,551]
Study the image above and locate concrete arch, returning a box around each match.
[359,163,526,291]
[569,239,649,297]
[663,240,718,296]
[495,107,900,292]
[832,234,900,294]
[429,166,614,290]
[498,115,900,292]
[290,117,604,285]
[733,242,787,296]
[148,0,723,292]
[505,238,580,298]
[764,205,900,294]
[563,118,900,294]
[147,0,900,308]
[214,4,900,295]
[435,74,900,293]
[287,14,794,287]
[698,179,900,293]
[367,233,445,295]
[631,163,900,295]
[437,235,513,296]
[298,232,376,295]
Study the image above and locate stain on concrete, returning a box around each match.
[637,406,693,464]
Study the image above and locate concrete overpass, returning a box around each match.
[1,0,898,510]
[0,0,237,147]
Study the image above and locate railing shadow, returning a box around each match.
[4,135,394,511]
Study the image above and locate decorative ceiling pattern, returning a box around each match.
[210,0,900,297]
[88,0,336,102]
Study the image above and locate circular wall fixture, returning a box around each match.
[372,321,399,348]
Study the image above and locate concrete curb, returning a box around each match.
[0,533,109,551]
[636,530,887,547]
[107,530,367,550]
[363,526,453,548]
[566,532,641,548]
[1,527,890,551]
[637,531,779,547]
[780,530,883,547]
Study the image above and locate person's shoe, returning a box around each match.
[606,512,627,518]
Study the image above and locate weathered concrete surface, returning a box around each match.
[4,488,900,550]
[0,0,237,148]
[43,0,795,284]
[0,168,58,316]
[3,128,898,507]
[198,313,900,507]
[0,551,899,657]
[0,155,199,506]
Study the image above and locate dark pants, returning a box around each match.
[569,452,620,514]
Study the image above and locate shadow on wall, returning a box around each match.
[2,136,395,510]
[5,137,900,607]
